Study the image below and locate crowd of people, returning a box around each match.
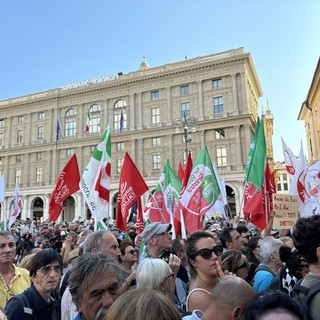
[0,212,319,320]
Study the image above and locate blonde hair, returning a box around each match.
[19,253,37,271]
[105,288,181,320]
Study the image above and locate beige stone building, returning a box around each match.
[298,57,320,164]
[0,47,263,222]
[274,161,291,194]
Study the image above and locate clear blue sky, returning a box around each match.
[1,0,319,162]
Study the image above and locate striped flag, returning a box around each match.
[80,126,111,222]
[56,118,61,141]
[119,110,124,132]
[86,109,91,133]
[243,117,267,229]
[9,183,21,228]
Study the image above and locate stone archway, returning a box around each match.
[62,196,76,222]
[226,185,236,217]
[32,197,44,220]
[112,192,118,220]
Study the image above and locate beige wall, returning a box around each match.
[0,47,263,221]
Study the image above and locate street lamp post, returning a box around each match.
[175,114,196,161]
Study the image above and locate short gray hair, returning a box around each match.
[69,252,122,305]
[136,258,172,290]
[82,230,113,253]
[259,236,283,264]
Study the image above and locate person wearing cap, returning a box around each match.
[140,222,181,307]
[141,222,173,260]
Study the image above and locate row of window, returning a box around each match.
[0,78,224,129]
[0,112,45,128]
[0,94,225,143]
[150,79,222,100]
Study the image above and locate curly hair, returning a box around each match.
[292,215,320,264]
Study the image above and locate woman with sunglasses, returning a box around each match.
[5,248,63,320]
[185,231,229,313]
[118,240,137,289]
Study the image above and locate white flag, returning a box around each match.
[9,183,21,227]
[290,141,312,216]
[307,161,320,215]
[80,126,111,222]
[282,137,298,177]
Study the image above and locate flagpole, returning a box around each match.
[55,93,60,181]
[239,180,248,218]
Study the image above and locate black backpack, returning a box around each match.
[8,293,34,320]
[292,279,320,318]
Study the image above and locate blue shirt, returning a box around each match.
[253,263,275,293]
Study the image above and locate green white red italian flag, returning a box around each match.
[80,126,111,222]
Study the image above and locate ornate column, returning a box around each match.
[240,72,248,113]
[200,130,205,148]
[79,103,84,138]
[129,93,135,131]
[168,135,173,169]
[7,116,12,146]
[231,73,239,115]
[166,86,172,123]
[198,81,204,120]
[137,93,143,130]
[235,125,243,169]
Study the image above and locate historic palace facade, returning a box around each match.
[0,47,263,222]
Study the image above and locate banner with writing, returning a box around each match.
[272,194,298,229]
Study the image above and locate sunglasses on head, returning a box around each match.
[192,244,223,259]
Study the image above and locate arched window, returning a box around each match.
[87,104,101,134]
[65,108,76,137]
[113,99,127,132]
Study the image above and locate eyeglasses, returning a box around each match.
[234,261,249,272]
[192,245,223,259]
[125,250,136,255]
[39,265,63,275]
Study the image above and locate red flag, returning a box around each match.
[243,162,276,230]
[49,154,80,221]
[265,162,276,212]
[116,153,148,231]
[179,151,193,198]
[135,198,144,233]
[174,152,193,236]
[178,162,184,181]
[243,118,267,230]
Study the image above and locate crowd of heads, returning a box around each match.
[0,211,319,320]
